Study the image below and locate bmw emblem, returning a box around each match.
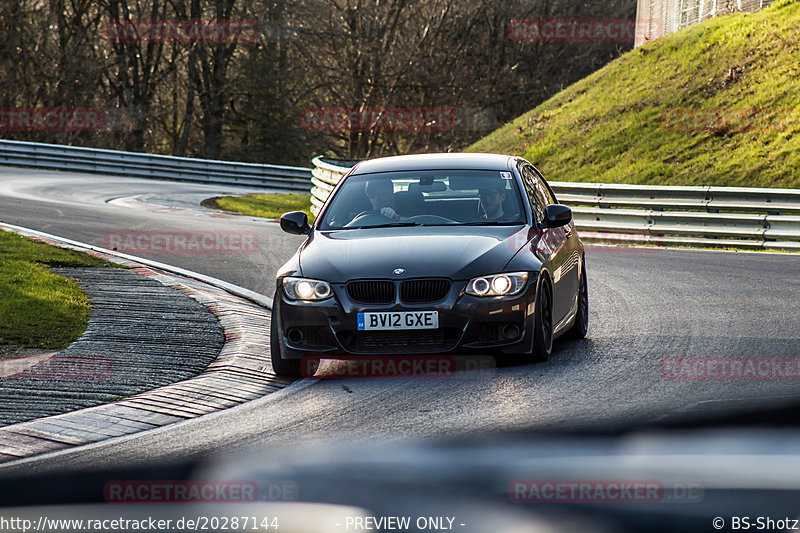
[393,268,406,276]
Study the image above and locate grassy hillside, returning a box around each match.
[468,0,800,188]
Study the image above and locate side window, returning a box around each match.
[521,166,547,223]
[531,167,557,205]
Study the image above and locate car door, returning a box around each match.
[521,164,574,325]
[533,166,581,325]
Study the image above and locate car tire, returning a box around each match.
[270,311,302,379]
[531,276,554,362]
[567,262,588,339]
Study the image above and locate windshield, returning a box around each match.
[317,170,526,230]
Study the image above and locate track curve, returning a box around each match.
[1,166,799,476]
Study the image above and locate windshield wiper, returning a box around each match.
[461,221,524,226]
[348,221,423,229]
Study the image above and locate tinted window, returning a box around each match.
[532,166,557,205]
[521,165,547,223]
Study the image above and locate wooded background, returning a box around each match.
[0,0,635,164]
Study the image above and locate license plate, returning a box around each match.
[357,311,438,331]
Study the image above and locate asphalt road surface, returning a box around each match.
[0,167,306,296]
[1,166,799,476]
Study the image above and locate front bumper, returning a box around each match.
[273,278,538,359]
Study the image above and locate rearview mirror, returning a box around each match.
[543,204,572,228]
[280,211,311,235]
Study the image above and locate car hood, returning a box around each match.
[298,226,530,282]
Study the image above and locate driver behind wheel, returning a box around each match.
[365,179,401,220]
[478,183,507,221]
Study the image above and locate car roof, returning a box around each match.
[349,153,517,175]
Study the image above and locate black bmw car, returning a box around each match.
[271,153,588,377]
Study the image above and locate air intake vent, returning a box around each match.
[346,280,395,304]
[400,279,451,303]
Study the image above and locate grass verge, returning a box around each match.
[0,230,112,349]
[207,193,316,222]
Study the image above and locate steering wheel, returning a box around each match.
[343,210,390,227]
[343,212,457,228]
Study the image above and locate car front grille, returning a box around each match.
[285,326,337,350]
[346,280,395,304]
[346,278,452,304]
[337,329,460,354]
[400,279,451,303]
[473,323,506,344]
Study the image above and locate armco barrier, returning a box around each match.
[0,139,313,192]
[310,157,800,251]
[310,156,358,214]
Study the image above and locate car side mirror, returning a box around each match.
[280,211,311,235]
[543,204,572,228]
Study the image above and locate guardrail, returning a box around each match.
[310,156,358,215]
[310,157,800,251]
[0,139,313,192]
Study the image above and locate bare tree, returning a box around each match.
[169,0,256,158]
[0,0,637,162]
[100,0,173,151]
[0,0,106,145]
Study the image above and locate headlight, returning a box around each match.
[466,272,528,297]
[283,277,332,301]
